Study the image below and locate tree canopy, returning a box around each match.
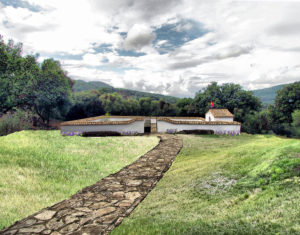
[0,36,73,124]
[192,82,262,123]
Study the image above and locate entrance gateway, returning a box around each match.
[144,117,157,133]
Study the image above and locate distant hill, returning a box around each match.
[252,84,288,104]
[72,79,179,104]
[73,80,112,92]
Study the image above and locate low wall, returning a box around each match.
[61,121,145,134]
[157,121,241,134]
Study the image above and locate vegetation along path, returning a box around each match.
[1,134,182,235]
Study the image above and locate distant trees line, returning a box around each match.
[0,36,299,137]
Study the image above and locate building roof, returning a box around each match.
[207,109,234,118]
[61,116,145,126]
[157,117,240,125]
[61,114,239,127]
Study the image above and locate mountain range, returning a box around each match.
[72,80,179,103]
[73,80,289,104]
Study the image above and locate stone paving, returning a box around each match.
[1,134,182,235]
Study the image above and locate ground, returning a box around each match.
[112,134,300,235]
[0,130,159,229]
[1,132,299,234]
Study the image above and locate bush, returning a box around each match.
[291,110,300,137]
[272,123,292,137]
[0,110,32,136]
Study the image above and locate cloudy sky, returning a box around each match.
[0,0,300,97]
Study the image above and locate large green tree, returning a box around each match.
[192,82,262,122]
[0,36,27,113]
[272,82,300,124]
[176,98,194,116]
[31,59,73,124]
[67,91,105,120]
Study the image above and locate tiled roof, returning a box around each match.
[61,115,240,126]
[61,116,145,126]
[157,117,240,125]
[208,109,234,117]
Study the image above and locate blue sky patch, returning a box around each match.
[87,65,140,74]
[153,19,209,54]
[0,0,42,12]
[42,52,83,61]
[119,32,127,39]
[92,43,113,54]
[116,49,146,57]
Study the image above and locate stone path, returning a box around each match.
[1,134,182,235]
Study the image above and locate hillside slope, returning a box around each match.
[72,80,179,103]
[113,134,300,235]
[72,80,113,92]
[252,84,288,104]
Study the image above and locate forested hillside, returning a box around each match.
[252,84,288,104]
[72,80,178,104]
[72,80,112,92]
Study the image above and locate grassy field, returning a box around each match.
[0,130,159,230]
[112,134,300,235]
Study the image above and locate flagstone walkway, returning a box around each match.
[1,134,182,235]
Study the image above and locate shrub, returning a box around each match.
[272,123,292,137]
[291,110,300,137]
[0,110,32,136]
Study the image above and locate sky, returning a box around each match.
[0,0,300,97]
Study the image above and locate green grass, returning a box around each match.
[112,134,300,235]
[0,130,159,229]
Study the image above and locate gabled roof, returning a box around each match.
[158,117,240,125]
[207,109,234,117]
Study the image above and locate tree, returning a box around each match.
[176,98,194,116]
[67,91,105,120]
[31,59,73,124]
[100,92,127,115]
[273,82,300,124]
[139,97,152,116]
[192,82,262,123]
[291,110,300,137]
[0,36,27,113]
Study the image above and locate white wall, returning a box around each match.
[214,117,233,122]
[205,112,215,121]
[205,111,233,122]
[61,121,145,133]
[170,119,204,122]
[151,118,157,123]
[157,121,241,134]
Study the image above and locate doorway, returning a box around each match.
[144,118,151,133]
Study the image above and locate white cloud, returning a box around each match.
[1,0,300,97]
[124,24,156,50]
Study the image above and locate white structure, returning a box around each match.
[205,109,234,122]
[61,109,241,135]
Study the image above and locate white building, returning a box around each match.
[61,109,241,135]
[205,109,234,122]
